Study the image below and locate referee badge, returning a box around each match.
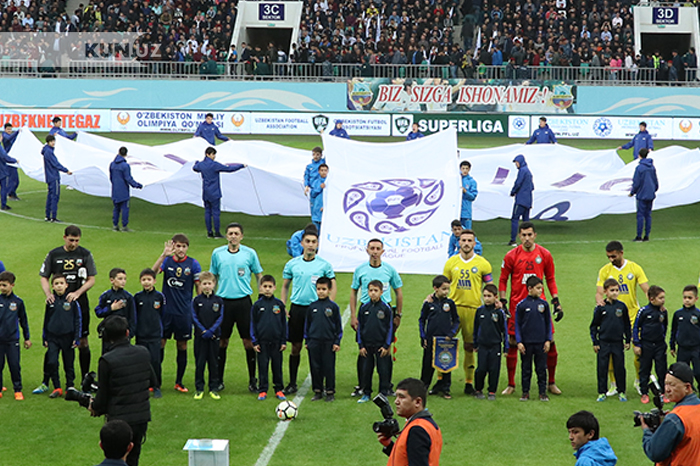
[154,301,161,309]
[184,267,191,276]
[692,315,699,325]
[238,268,245,277]
[213,303,220,312]
[377,310,385,319]
[537,304,545,313]
[471,267,478,274]
[627,273,634,280]
[442,303,450,312]
[63,302,71,311]
[325,308,333,317]
[273,305,281,314]
[535,256,542,264]
[615,308,623,317]
[9,302,17,312]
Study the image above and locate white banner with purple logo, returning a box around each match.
[462,143,700,222]
[319,128,460,274]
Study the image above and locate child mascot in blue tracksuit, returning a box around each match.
[109,147,143,232]
[310,164,328,233]
[192,147,245,238]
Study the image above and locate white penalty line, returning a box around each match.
[254,305,352,466]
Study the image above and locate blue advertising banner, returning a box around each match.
[576,86,700,116]
[0,78,346,111]
[652,7,679,25]
[259,3,285,20]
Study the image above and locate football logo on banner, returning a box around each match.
[343,178,444,234]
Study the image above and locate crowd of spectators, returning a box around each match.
[0,0,697,81]
[0,0,237,65]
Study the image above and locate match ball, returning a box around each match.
[276,400,298,421]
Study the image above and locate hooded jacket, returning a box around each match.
[630,158,658,201]
[329,120,350,139]
[511,155,534,208]
[109,155,143,203]
[42,144,69,183]
[574,438,618,466]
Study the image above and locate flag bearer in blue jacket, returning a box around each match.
[110,147,143,232]
[305,277,342,402]
[192,147,246,238]
[95,268,137,355]
[515,276,552,402]
[629,148,658,242]
[194,113,230,145]
[473,284,508,400]
[48,117,77,140]
[508,154,534,246]
[419,275,460,399]
[618,121,654,160]
[670,285,700,388]
[0,271,31,401]
[251,275,287,402]
[0,143,17,211]
[590,278,631,402]
[633,285,668,404]
[42,275,81,399]
[42,135,72,223]
[460,160,478,230]
[2,123,20,201]
[310,163,328,233]
[526,117,557,144]
[192,272,224,400]
[357,280,394,403]
[134,268,165,398]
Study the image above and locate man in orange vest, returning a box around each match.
[377,378,442,466]
[642,362,700,465]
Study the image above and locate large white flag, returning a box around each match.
[462,144,700,222]
[319,128,460,274]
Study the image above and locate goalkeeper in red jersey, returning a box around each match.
[499,222,563,396]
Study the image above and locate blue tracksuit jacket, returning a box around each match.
[194,121,229,145]
[630,158,658,201]
[48,127,77,140]
[526,124,557,144]
[42,145,69,183]
[192,156,245,202]
[622,130,654,159]
[510,154,534,208]
[461,174,478,219]
[109,156,142,203]
[304,157,326,189]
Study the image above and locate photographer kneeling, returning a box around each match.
[641,362,700,464]
[89,316,156,466]
[377,378,442,466]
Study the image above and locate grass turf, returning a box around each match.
[1,133,698,465]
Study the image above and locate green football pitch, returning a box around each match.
[1,133,698,466]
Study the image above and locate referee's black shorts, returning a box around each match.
[288,303,310,344]
[221,296,253,340]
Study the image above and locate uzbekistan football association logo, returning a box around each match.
[593,118,613,137]
[343,178,444,234]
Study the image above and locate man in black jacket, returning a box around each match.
[90,316,156,466]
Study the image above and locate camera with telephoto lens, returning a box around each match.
[633,375,667,432]
[372,393,400,438]
[65,371,98,408]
